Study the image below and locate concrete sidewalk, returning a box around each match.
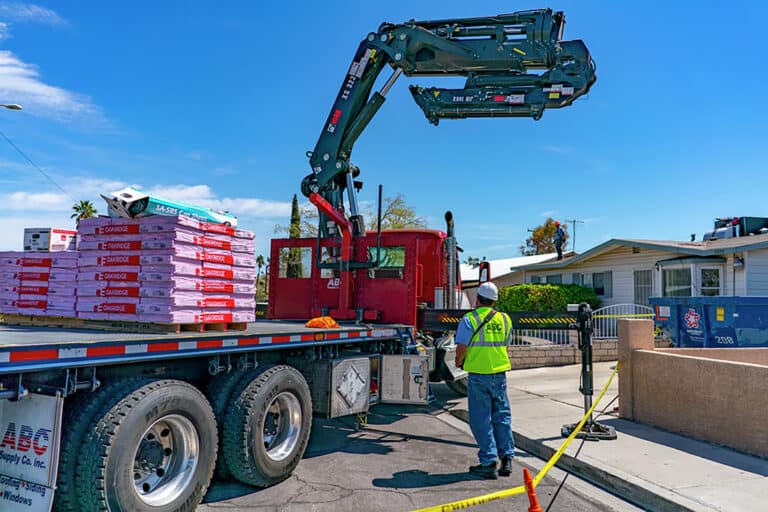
[440,362,768,512]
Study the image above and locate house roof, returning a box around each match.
[460,253,560,283]
[515,234,768,271]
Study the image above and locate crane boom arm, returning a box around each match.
[302,8,595,235]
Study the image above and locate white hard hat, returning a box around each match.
[477,282,499,301]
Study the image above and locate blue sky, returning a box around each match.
[0,1,766,260]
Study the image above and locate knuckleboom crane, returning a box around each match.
[271,9,594,325]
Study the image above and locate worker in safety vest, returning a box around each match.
[454,281,514,479]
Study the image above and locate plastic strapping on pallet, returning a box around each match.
[411,364,620,512]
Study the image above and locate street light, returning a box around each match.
[0,104,22,110]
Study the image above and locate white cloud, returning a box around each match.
[0,2,69,27]
[143,184,290,218]
[0,51,103,121]
[2,190,69,210]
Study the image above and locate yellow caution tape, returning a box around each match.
[532,363,618,487]
[412,364,620,512]
[411,483,526,512]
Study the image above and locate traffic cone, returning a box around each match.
[523,467,543,512]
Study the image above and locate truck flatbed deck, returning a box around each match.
[0,321,410,374]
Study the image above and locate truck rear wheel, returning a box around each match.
[54,378,153,512]
[76,380,217,512]
[205,370,245,480]
[222,365,312,487]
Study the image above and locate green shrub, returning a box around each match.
[496,284,600,313]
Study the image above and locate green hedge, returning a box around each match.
[496,284,600,312]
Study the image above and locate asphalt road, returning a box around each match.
[199,385,637,512]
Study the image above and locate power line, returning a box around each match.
[0,129,76,202]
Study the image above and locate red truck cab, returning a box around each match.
[268,229,458,327]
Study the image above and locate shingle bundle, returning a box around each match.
[76,215,257,324]
[0,251,79,317]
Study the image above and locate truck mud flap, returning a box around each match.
[0,393,63,512]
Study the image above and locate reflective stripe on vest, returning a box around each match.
[463,307,512,374]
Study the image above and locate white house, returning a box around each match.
[514,234,768,306]
[461,253,563,302]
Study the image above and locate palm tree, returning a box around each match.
[71,200,97,226]
[256,254,265,297]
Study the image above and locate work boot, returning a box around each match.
[498,456,513,476]
[468,462,498,480]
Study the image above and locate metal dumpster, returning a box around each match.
[649,296,768,348]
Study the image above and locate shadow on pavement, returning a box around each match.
[204,481,264,503]
[373,469,481,488]
[305,412,477,459]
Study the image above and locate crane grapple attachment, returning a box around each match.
[411,82,578,123]
[305,8,594,237]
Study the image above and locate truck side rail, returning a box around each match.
[0,325,412,375]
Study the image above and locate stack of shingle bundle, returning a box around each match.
[0,251,79,317]
[76,215,256,325]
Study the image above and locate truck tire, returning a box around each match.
[204,370,245,480]
[222,365,312,487]
[445,376,468,396]
[76,380,217,512]
[53,378,153,512]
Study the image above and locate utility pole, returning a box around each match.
[565,219,584,252]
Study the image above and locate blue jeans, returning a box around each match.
[467,372,515,466]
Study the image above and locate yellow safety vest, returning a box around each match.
[463,307,512,374]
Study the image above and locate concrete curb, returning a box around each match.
[447,409,709,512]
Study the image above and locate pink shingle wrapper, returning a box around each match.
[0,271,76,282]
[133,312,202,324]
[76,276,253,293]
[77,301,139,314]
[135,310,254,324]
[47,296,77,309]
[44,308,76,318]
[77,237,253,254]
[2,285,49,295]
[77,249,255,269]
[76,312,108,320]
[0,280,51,288]
[47,285,77,296]
[0,292,17,300]
[0,253,78,267]
[78,227,252,248]
[141,295,256,309]
[14,294,48,301]
[78,214,255,240]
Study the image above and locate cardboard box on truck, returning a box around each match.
[23,228,77,252]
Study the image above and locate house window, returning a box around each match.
[663,268,691,296]
[592,271,613,297]
[546,274,562,284]
[530,276,542,284]
[700,268,721,296]
[634,269,653,305]
[571,273,582,286]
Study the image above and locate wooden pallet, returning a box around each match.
[0,314,247,335]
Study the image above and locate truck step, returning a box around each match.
[0,313,248,334]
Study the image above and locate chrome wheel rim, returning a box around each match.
[261,391,302,462]
[132,414,199,506]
